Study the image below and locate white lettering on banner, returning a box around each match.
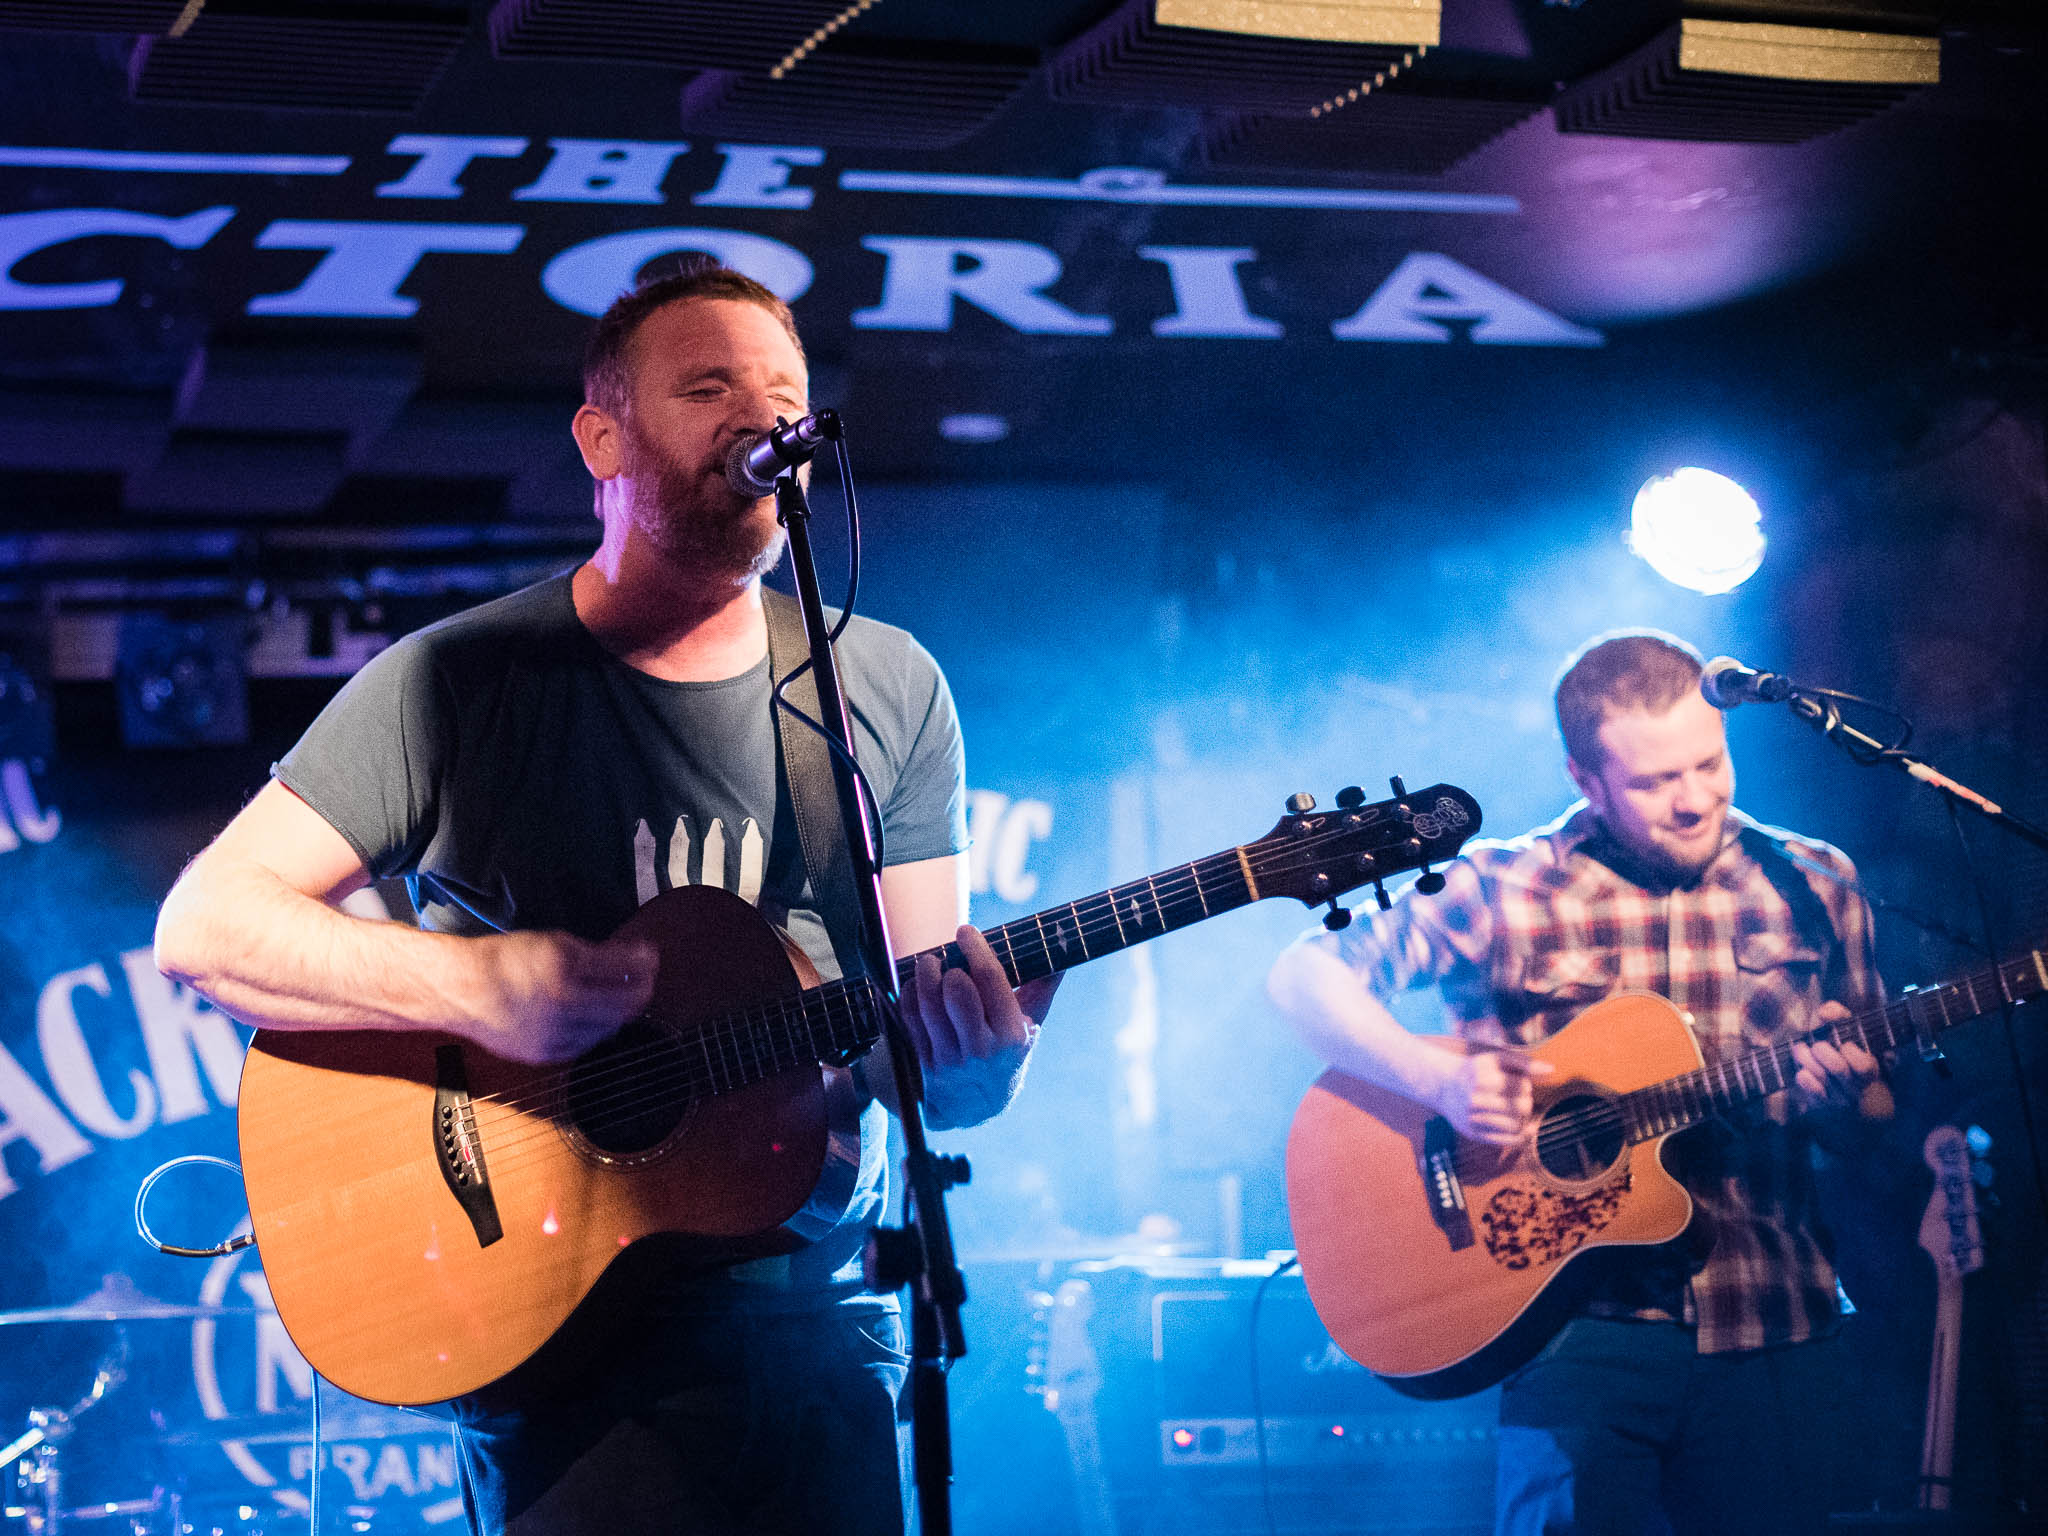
[1137,245,1283,339]
[0,198,1603,344]
[1,759,61,846]
[0,205,235,310]
[1333,251,1603,346]
[0,944,244,1200]
[512,138,691,205]
[0,1041,93,1198]
[542,227,813,316]
[853,237,1113,335]
[38,962,159,1139]
[695,145,827,210]
[120,949,244,1121]
[966,791,1053,904]
[247,221,526,317]
[376,134,530,200]
[287,1443,458,1498]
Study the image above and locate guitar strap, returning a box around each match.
[1738,825,1847,993]
[760,586,869,988]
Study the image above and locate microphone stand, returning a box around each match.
[1778,688,2048,854]
[772,453,968,1536]
[1774,683,2048,1245]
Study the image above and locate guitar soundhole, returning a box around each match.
[1535,1092,1625,1182]
[564,1019,693,1157]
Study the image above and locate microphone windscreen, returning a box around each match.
[725,432,775,497]
[1699,656,1749,710]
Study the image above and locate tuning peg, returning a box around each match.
[1388,775,1408,799]
[1322,900,1352,932]
[1286,792,1316,814]
[1416,867,1447,896]
[1372,880,1392,911]
[1335,785,1366,810]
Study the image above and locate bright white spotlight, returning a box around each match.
[1627,468,1765,595]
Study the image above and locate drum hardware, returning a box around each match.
[0,1276,256,1328]
[4,1344,135,1536]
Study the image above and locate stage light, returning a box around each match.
[1627,468,1765,595]
[939,413,1009,444]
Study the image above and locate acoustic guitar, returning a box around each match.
[239,782,1481,1407]
[1288,947,2044,1399]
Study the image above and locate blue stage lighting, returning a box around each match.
[1627,468,1765,595]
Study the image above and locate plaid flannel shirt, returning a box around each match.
[1317,802,1882,1354]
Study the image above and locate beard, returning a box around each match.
[618,425,786,585]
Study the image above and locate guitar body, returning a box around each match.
[1288,993,1706,1399]
[238,886,866,1408]
[231,782,1492,1409]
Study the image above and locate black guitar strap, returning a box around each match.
[761,586,868,988]
[1738,824,1848,997]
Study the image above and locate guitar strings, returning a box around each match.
[465,868,1996,1183]
[457,820,1412,1126]
[431,824,1436,1170]
[449,858,1250,1167]
[413,856,2024,1201]
[1446,1014,1900,1181]
[466,823,1982,1181]
[500,863,1924,1183]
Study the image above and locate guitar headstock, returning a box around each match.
[1919,1123,1986,1281]
[1245,782,1482,913]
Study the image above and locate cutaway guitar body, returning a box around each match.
[1290,939,2048,1397]
[1288,994,1705,1399]
[240,886,858,1408]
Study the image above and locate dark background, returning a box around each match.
[2,1,2045,1530]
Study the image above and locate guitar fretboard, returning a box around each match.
[676,850,1262,1100]
[1617,947,2047,1142]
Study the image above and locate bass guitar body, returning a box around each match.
[1287,994,1704,1399]
[237,886,864,1409]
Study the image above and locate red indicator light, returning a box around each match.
[1171,1428,1195,1450]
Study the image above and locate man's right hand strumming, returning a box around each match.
[466,930,658,1064]
[1433,1049,1556,1146]
[156,778,658,1063]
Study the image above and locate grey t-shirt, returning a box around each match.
[275,571,966,1302]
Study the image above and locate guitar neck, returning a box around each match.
[673,781,1483,1101]
[899,849,1259,992]
[1619,947,2048,1142]
[685,848,1263,1096]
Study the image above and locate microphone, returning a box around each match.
[1700,656,1798,709]
[724,410,841,498]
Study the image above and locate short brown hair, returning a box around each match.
[1554,630,1704,770]
[581,255,804,419]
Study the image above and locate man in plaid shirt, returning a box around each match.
[1269,632,1890,1536]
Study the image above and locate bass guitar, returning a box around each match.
[1916,1122,1986,1512]
[240,782,1481,1407]
[1288,947,2045,1399]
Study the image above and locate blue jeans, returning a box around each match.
[454,1303,913,1536]
[1495,1318,1856,1536]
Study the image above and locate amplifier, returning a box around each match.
[1045,1257,1496,1536]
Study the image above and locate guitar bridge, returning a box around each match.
[434,1045,503,1249]
[1421,1117,1474,1251]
